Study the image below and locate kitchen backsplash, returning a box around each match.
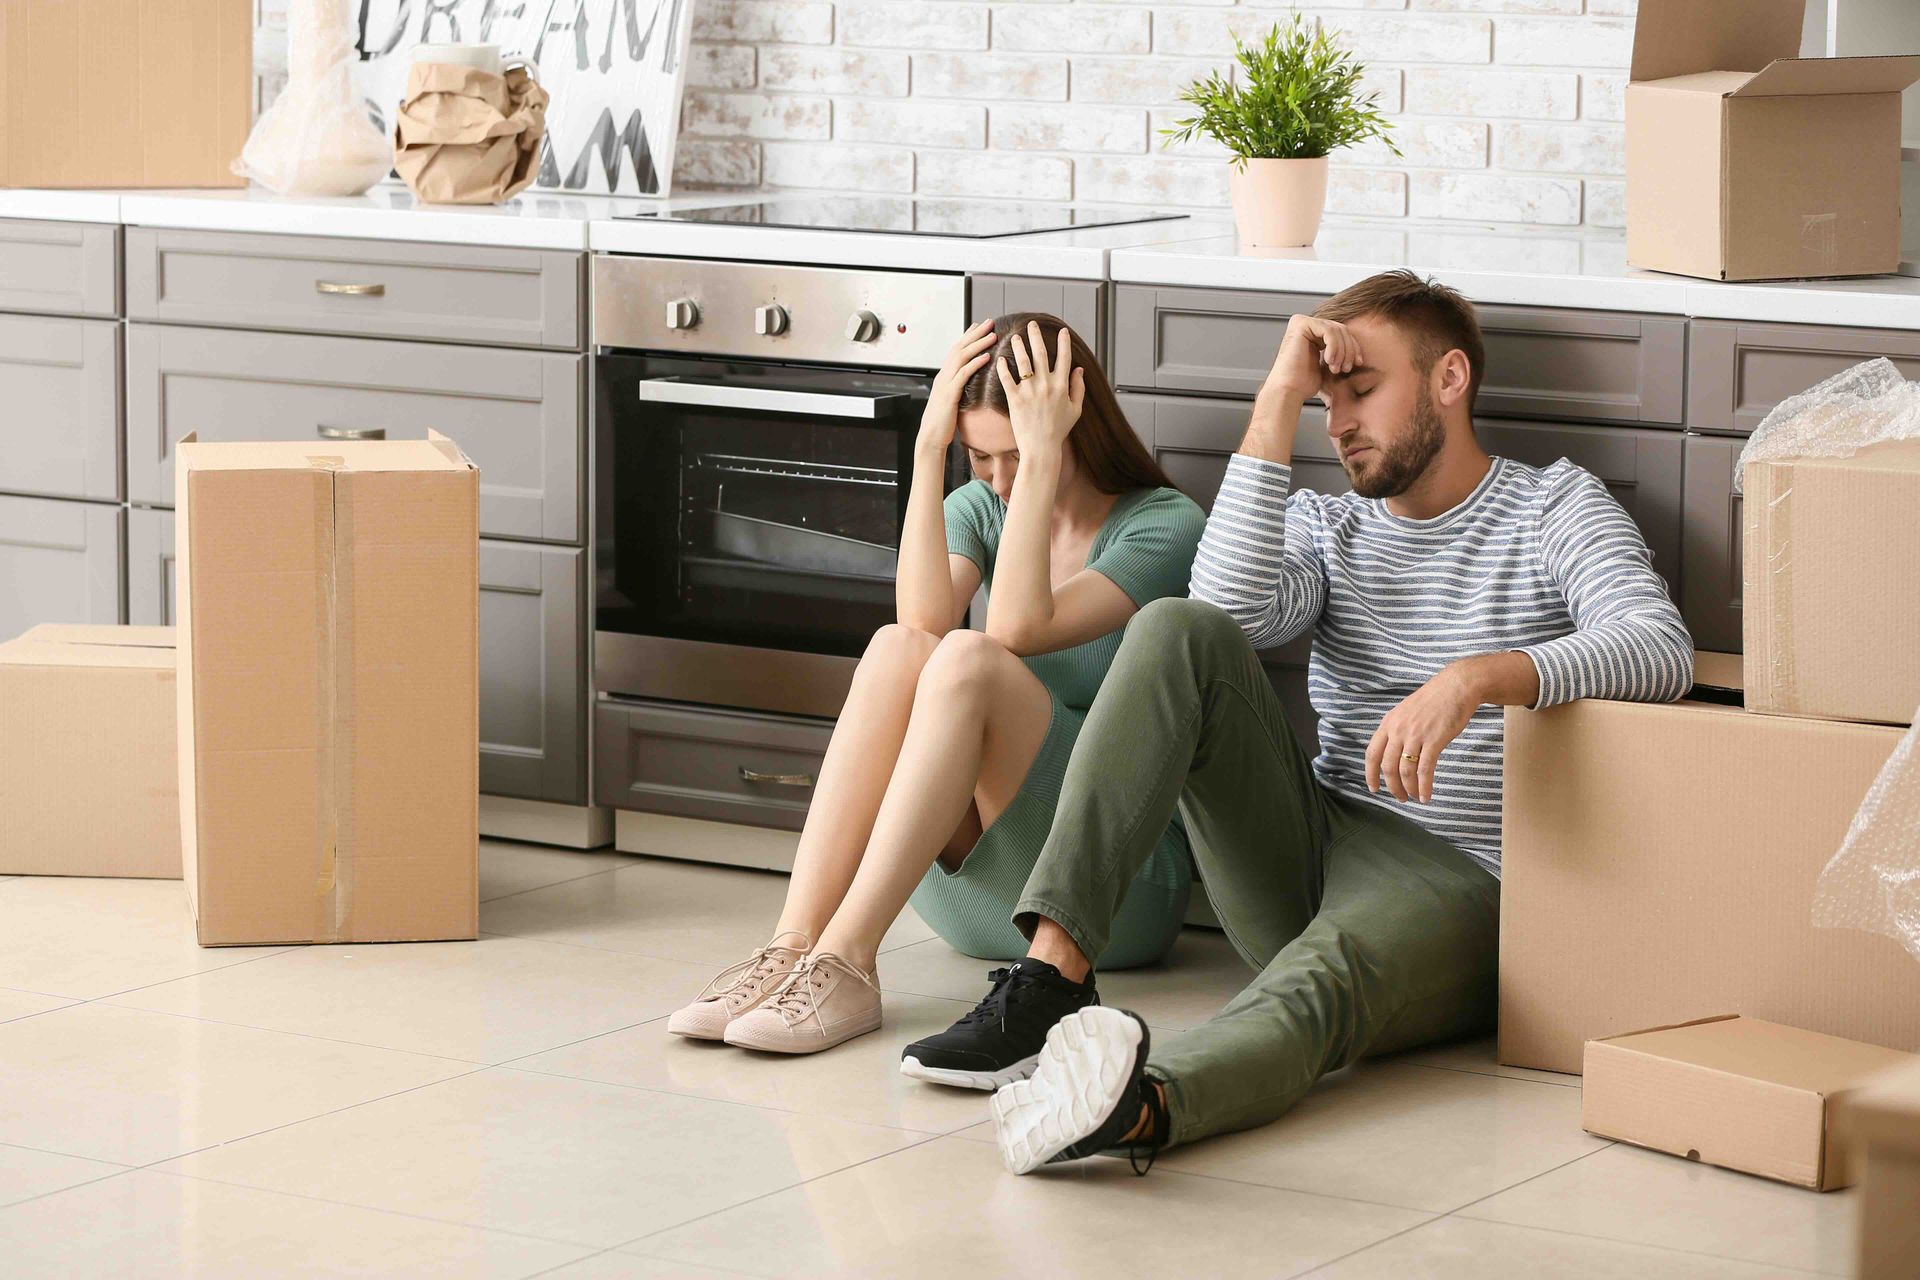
[253,0,1648,229]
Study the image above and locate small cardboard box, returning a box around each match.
[1743,439,1920,726]
[1583,1015,1914,1191]
[0,0,251,189]
[1498,655,1920,1075]
[0,624,180,878]
[176,432,480,946]
[1625,0,1920,281]
[1840,1056,1920,1279]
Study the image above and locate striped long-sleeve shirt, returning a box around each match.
[1190,452,1694,876]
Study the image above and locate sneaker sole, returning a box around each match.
[898,1053,1038,1090]
[990,1007,1142,1175]
[665,1008,730,1040]
[721,1007,882,1054]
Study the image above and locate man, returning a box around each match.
[898,269,1695,1174]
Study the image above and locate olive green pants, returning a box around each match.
[1014,598,1501,1148]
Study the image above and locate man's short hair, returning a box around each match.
[1313,270,1486,416]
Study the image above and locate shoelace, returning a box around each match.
[958,966,1020,1028]
[701,943,797,1008]
[767,953,878,1026]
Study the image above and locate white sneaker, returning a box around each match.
[722,952,882,1054]
[666,934,808,1040]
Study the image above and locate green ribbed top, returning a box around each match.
[944,481,1208,709]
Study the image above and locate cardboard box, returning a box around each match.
[1499,656,1920,1074]
[1625,0,1920,281]
[1840,1056,1920,1279]
[0,0,251,189]
[0,624,180,878]
[176,432,480,946]
[1743,439,1920,726]
[1583,1015,1913,1190]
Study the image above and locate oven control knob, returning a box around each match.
[846,309,882,343]
[754,303,790,337]
[664,297,701,330]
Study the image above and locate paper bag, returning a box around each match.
[392,62,549,205]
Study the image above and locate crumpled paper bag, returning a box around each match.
[393,62,549,205]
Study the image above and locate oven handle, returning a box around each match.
[637,377,908,420]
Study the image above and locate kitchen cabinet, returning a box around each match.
[969,275,1107,363]
[1687,318,1920,435]
[479,540,587,805]
[595,698,834,832]
[0,494,121,638]
[126,506,175,626]
[0,219,119,318]
[0,313,122,502]
[1679,433,1746,653]
[125,323,583,543]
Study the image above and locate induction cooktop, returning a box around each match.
[620,195,1189,239]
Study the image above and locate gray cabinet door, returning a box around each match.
[0,314,121,502]
[594,698,834,831]
[126,506,176,626]
[1118,391,1340,512]
[970,276,1106,363]
[1113,285,1320,397]
[0,495,122,638]
[125,228,583,349]
[1680,433,1745,653]
[1687,319,1920,435]
[0,220,119,317]
[126,323,582,543]
[480,540,585,804]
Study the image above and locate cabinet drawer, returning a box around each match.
[0,220,119,317]
[1680,433,1745,652]
[127,507,176,626]
[1687,319,1920,435]
[970,276,1107,363]
[125,228,582,349]
[1114,285,1686,425]
[480,541,586,805]
[0,494,122,638]
[0,314,121,502]
[126,324,582,543]
[595,699,833,831]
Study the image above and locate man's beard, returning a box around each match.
[1347,386,1445,500]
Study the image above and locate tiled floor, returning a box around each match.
[0,843,1859,1278]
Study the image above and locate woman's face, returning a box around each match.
[956,408,1021,503]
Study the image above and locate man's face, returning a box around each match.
[1316,315,1448,501]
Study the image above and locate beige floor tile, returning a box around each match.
[0,1144,128,1210]
[0,988,74,1024]
[0,1003,474,1166]
[162,1067,924,1248]
[1303,1214,1830,1279]
[545,1253,761,1279]
[516,990,995,1136]
[1461,1143,1858,1275]
[877,927,1254,1030]
[0,1170,592,1279]
[480,857,936,967]
[634,1134,1429,1279]
[1152,1060,1607,1212]
[0,877,295,1000]
[1389,1036,1581,1088]
[480,840,637,903]
[108,934,717,1064]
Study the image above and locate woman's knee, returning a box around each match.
[919,628,1014,701]
[856,623,941,683]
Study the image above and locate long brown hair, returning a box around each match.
[956,312,1179,496]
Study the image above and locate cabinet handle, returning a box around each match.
[316,280,386,296]
[739,766,814,788]
[317,425,387,441]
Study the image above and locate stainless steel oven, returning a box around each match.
[592,256,969,719]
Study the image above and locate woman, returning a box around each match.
[667,313,1206,1059]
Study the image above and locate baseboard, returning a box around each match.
[614,810,800,872]
[479,795,614,850]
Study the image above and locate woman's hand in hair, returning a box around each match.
[998,320,1085,458]
[919,319,999,452]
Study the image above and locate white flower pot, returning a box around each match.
[1228,156,1329,249]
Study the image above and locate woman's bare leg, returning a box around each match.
[770,624,942,944]
[813,630,1053,972]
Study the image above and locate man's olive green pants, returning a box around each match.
[1013,598,1501,1148]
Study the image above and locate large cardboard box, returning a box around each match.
[0,624,180,878]
[0,0,251,189]
[1583,1015,1913,1191]
[1625,0,1920,281]
[1499,656,1920,1074]
[1743,439,1920,725]
[176,433,480,946]
[1840,1056,1920,1279]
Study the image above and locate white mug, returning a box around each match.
[413,42,502,75]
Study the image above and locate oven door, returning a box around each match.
[595,353,941,718]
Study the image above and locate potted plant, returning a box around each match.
[1164,16,1399,248]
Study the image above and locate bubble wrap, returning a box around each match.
[1813,717,1920,962]
[1733,357,1920,495]
[231,0,391,197]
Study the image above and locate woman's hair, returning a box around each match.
[956,312,1180,497]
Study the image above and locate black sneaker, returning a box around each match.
[898,959,1098,1090]
[991,1006,1168,1176]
